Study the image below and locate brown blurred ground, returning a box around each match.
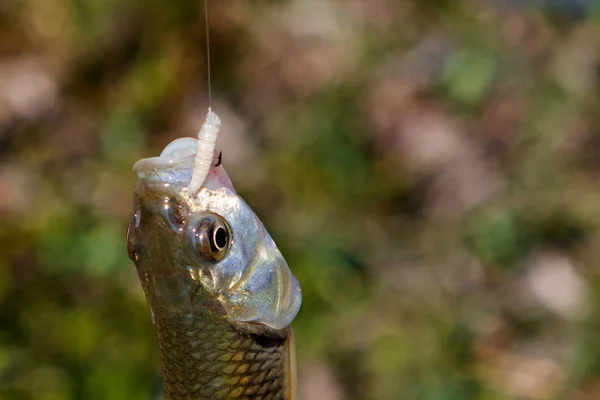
[1,1,600,399]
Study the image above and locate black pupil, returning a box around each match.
[214,227,228,250]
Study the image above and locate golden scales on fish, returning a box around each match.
[126,109,302,399]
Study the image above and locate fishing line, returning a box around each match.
[187,0,220,194]
[204,0,212,110]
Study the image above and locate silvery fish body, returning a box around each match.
[127,125,302,400]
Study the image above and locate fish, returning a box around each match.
[126,109,302,399]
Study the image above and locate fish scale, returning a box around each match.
[155,308,287,399]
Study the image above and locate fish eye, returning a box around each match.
[190,214,231,261]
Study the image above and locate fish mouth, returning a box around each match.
[134,109,220,190]
[133,138,197,186]
[134,137,234,192]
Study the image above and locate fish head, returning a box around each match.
[127,137,301,330]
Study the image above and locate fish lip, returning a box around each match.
[132,156,187,174]
[133,137,234,192]
[132,157,194,184]
[132,137,197,185]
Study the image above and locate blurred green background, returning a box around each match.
[2,0,600,399]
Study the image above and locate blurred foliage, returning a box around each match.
[2,0,600,399]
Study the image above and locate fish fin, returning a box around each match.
[285,326,298,400]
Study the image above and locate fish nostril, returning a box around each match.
[165,198,187,230]
[172,205,187,226]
